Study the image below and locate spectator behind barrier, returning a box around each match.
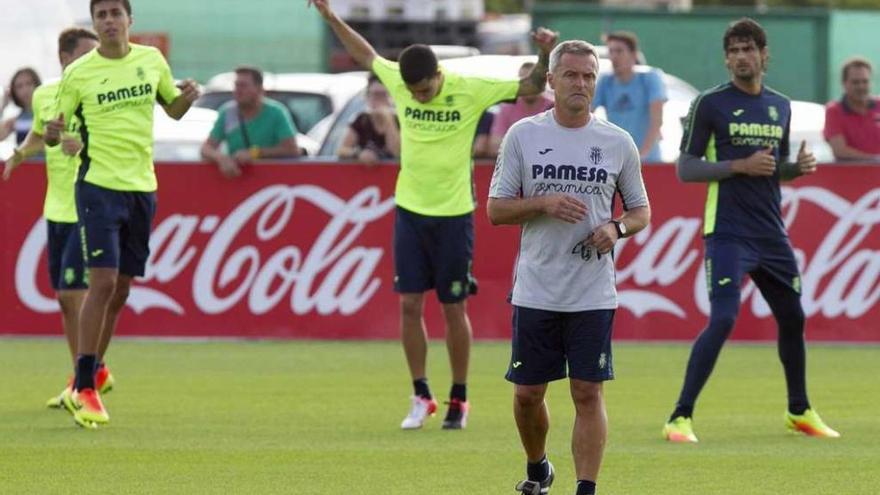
[487,61,554,158]
[823,57,880,161]
[473,110,495,159]
[593,31,667,163]
[0,67,42,145]
[201,66,300,178]
[336,73,400,164]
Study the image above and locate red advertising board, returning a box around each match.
[1,162,877,341]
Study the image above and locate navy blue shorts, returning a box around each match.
[705,235,801,300]
[506,306,615,385]
[393,206,476,303]
[76,181,156,277]
[46,220,88,291]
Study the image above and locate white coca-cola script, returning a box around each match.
[16,185,395,316]
[15,185,880,320]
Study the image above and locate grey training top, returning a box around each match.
[676,152,804,182]
[489,110,649,312]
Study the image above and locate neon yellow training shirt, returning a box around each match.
[54,44,180,192]
[372,56,518,216]
[32,80,80,223]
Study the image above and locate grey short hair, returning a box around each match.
[549,40,599,72]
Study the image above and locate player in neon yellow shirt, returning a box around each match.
[309,0,558,430]
[1,28,122,409]
[45,0,200,428]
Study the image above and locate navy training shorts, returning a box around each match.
[76,181,156,277]
[46,220,88,290]
[704,234,801,300]
[393,206,476,303]
[506,306,616,385]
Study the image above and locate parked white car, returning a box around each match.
[789,100,833,163]
[153,106,218,162]
[315,55,833,164]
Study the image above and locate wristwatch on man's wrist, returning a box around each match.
[611,220,627,239]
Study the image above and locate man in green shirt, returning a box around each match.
[309,0,558,430]
[45,0,200,428]
[1,28,119,410]
[200,66,300,178]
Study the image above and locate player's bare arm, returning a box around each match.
[308,0,378,69]
[588,205,651,254]
[517,28,559,97]
[488,194,588,225]
[162,79,200,120]
[2,130,46,180]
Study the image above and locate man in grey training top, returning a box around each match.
[488,40,651,495]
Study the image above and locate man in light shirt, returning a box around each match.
[489,40,650,495]
[593,31,666,162]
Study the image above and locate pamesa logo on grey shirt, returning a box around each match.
[489,110,649,312]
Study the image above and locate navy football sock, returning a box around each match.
[670,406,693,422]
[674,295,738,418]
[75,354,97,391]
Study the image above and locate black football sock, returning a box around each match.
[576,480,596,495]
[527,455,550,482]
[450,383,467,402]
[413,378,432,400]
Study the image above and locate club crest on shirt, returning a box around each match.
[450,280,463,297]
[589,146,603,165]
[445,95,455,106]
[768,105,779,122]
[136,66,146,81]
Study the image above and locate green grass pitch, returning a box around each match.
[1,339,877,494]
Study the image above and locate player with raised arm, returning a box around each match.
[308,0,558,430]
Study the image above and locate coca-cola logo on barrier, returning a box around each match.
[12,180,880,331]
[16,184,396,316]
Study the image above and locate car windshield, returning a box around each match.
[318,89,368,157]
[194,91,333,134]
